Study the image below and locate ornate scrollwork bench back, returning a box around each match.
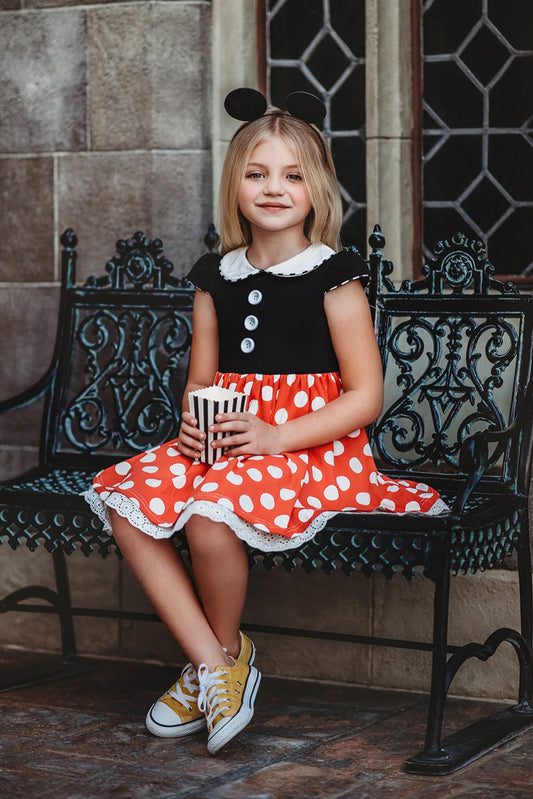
[0,225,532,775]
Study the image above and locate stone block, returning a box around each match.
[0,157,55,281]
[152,152,213,276]
[89,3,211,151]
[0,447,38,482]
[57,152,152,282]
[243,568,372,684]
[371,570,520,700]
[0,286,60,447]
[57,151,212,282]
[0,10,87,152]
[67,550,121,655]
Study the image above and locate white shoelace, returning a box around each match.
[168,663,199,711]
[197,663,229,721]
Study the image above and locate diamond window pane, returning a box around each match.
[423,2,533,276]
[267,0,366,249]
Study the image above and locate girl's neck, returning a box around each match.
[245,228,310,270]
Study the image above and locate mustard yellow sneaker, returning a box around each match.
[145,662,205,738]
[197,658,261,755]
[145,632,256,738]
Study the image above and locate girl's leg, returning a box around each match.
[185,515,249,660]
[110,509,230,671]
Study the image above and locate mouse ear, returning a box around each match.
[285,91,326,125]
[224,88,268,121]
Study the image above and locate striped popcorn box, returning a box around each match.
[188,386,248,464]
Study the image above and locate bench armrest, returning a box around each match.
[0,369,54,416]
[452,419,521,517]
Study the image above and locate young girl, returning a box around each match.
[84,88,445,755]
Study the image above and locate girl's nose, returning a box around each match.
[264,175,283,194]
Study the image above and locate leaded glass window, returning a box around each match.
[266,0,366,248]
[423,0,533,276]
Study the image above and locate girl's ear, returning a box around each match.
[224,88,268,121]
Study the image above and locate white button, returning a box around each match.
[241,337,255,353]
[244,314,259,331]
[248,289,263,305]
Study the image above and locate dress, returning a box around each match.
[84,244,447,551]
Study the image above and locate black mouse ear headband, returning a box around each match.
[224,87,328,161]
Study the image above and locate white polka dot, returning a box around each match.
[274,515,290,528]
[302,472,310,484]
[311,396,326,411]
[239,495,254,512]
[145,479,162,488]
[294,499,304,509]
[248,399,259,415]
[333,440,345,456]
[324,485,339,501]
[349,458,363,473]
[140,452,157,463]
[261,386,273,401]
[405,501,421,512]
[149,497,166,515]
[172,475,186,489]
[298,509,314,522]
[201,482,219,492]
[287,374,296,385]
[114,462,131,475]
[255,523,270,533]
[308,496,322,509]
[398,480,410,486]
[298,453,309,463]
[369,472,379,485]
[244,382,253,395]
[280,488,296,500]
[287,459,298,473]
[169,463,186,475]
[380,498,396,511]
[174,500,184,512]
[312,466,323,481]
[363,444,373,457]
[227,471,244,485]
[386,484,400,493]
[260,493,275,509]
[356,492,371,505]
[347,429,361,438]
[166,447,180,457]
[142,465,159,474]
[275,408,288,424]
[267,465,283,479]
[247,468,263,482]
[324,450,335,466]
[193,475,203,489]
[211,460,229,471]
[248,455,265,461]
[294,391,308,407]
[336,476,350,491]
[416,483,429,491]
[307,375,315,387]
[99,490,110,500]
[420,492,434,499]
[119,480,134,490]
[217,497,234,512]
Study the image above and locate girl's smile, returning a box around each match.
[238,137,312,237]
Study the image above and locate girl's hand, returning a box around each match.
[210,412,282,457]
[178,411,205,460]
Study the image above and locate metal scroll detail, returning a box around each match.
[374,313,519,470]
[63,308,192,453]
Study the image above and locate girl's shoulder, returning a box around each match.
[187,251,222,292]
[319,246,370,292]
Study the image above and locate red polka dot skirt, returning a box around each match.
[84,372,447,551]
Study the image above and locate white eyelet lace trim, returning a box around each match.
[83,488,449,553]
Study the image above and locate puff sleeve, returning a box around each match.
[187,252,222,294]
[322,247,370,293]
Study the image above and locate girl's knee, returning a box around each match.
[186,516,241,556]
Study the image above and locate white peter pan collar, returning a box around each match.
[219,243,336,281]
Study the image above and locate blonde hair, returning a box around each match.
[218,110,343,254]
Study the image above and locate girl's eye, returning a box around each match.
[246,172,263,179]
[287,173,302,181]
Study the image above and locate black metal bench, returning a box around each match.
[1,226,532,774]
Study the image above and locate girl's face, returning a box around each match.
[238,137,312,238]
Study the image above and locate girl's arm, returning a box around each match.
[212,279,383,455]
[178,290,219,458]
